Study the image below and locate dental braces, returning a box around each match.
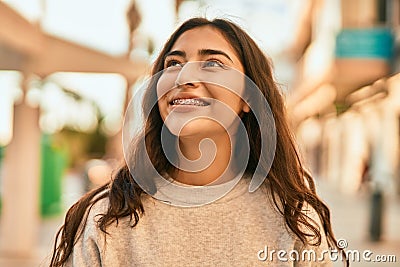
[172,99,208,106]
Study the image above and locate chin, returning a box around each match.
[167,120,224,139]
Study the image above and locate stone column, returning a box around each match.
[0,76,40,257]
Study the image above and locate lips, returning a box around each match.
[169,92,211,107]
[171,98,210,106]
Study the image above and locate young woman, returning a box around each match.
[50,17,347,266]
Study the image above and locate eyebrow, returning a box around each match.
[164,50,186,58]
[164,49,233,62]
[199,49,233,62]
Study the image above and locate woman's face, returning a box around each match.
[156,26,249,139]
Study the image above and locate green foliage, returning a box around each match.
[55,127,107,169]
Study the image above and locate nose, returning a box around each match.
[175,62,200,88]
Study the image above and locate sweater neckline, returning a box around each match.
[151,173,253,207]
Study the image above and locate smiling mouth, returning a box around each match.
[170,98,210,106]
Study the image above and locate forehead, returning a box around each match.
[170,26,237,56]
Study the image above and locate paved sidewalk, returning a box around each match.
[316,179,400,267]
[0,216,63,267]
[0,173,83,267]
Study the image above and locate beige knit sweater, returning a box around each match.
[66,178,333,267]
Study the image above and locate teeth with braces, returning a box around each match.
[172,98,207,106]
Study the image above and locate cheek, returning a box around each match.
[205,68,246,98]
[157,71,178,121]
[156,71,178,100]
[157,96,169,121]
[210,87,245,114]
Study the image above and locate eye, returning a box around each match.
[165,59,184,69]
[201,59,225,69]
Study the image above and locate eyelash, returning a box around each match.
[164,59,182,68]
[164,58,225,69]
[202,59,225,68]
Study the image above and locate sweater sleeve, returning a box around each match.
[64,199,108,267]
[65,232,102,267]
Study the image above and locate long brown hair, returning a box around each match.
[50,18,348,266]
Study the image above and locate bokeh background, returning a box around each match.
[0,0,399,266]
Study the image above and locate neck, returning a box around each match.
[173,132,237,185]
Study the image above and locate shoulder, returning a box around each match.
[87,195,110,222]
[65,194,110,266]
[75,193,110,242]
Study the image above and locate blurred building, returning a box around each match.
[289,0,400,196]
[175,0,400,195]
[0,0,147,259]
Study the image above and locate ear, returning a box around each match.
[242,101,250,113]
